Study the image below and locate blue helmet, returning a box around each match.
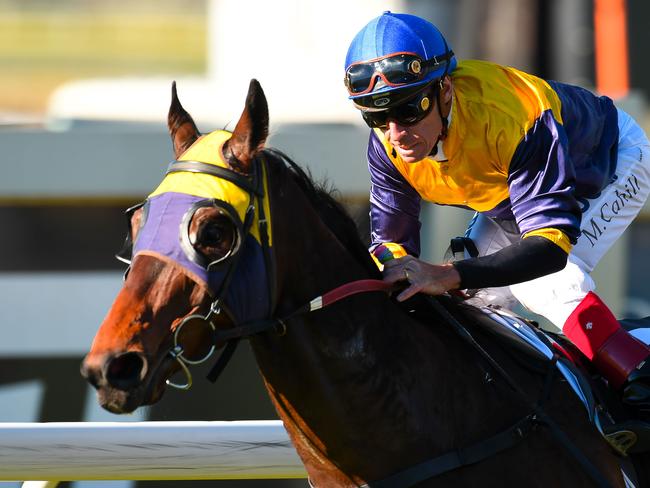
[344,12,456,109]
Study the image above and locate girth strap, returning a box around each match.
[360,414,536,488]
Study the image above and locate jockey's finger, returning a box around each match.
[396,283,419,302]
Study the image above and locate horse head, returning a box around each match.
[81,80,273,413]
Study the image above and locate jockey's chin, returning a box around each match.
[394,143,429,163]
[396,148,428,164]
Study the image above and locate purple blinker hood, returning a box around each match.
[132,191,272,324]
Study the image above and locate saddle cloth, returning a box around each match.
[462,302,600,423]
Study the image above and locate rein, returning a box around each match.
[211,279,394,342]
[159,152,614,488]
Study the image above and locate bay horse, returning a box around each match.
[81,80,643,487]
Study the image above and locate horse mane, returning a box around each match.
[263,148,381,278]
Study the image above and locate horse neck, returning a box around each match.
[248,166,512,484]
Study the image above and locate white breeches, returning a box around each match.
[465,109,650,338]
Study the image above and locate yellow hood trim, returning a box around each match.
[150,130,272,245]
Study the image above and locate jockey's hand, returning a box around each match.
[382,255,461,302]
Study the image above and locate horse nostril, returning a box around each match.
[105,352,148,390]
[80,359,103,390]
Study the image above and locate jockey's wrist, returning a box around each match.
[452,236,567,289]
[443,263,462,290]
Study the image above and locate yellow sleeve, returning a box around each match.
[523,228,572,254]
[370,242,408,270]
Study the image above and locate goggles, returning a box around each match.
[358,85,436,129]
[344,50,453,96]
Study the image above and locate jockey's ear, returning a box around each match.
[222,79,269,175]
[168,81,201,159]
[440,75,453,106]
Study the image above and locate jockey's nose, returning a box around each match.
[386,120,410,144]
[387,119,406,135]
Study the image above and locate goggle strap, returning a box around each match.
[437,37,452,138]
[422,49,454,69]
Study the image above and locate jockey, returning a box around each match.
[344,11,650,412]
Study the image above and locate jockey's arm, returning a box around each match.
[382,234,567,301]
[452,234,567,289]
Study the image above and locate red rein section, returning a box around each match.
[310,279,393,311]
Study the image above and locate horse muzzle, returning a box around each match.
[80,350,159,414]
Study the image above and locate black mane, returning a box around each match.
[264,148,380,278]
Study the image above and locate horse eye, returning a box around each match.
[194,216,236,259]
[200,222,225,245]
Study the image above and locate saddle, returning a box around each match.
[407,292,650,456]
[439,236,650,456]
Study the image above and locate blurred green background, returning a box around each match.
[0,0,205,113]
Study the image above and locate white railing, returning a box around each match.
[0,420,306,486]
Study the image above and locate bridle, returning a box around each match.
[162,154,268,389]
[117,148,614,488]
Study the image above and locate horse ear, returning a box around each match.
[222,79,269,174]
[168,81,201,159]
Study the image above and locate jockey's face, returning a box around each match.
[384,77,452,163]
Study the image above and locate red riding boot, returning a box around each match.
[563,291,650,410]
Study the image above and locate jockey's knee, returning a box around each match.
[509,259,595,330]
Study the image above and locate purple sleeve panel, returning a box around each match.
[547,80,619,198]
[507,110,582,243]
[367,131,423,256]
